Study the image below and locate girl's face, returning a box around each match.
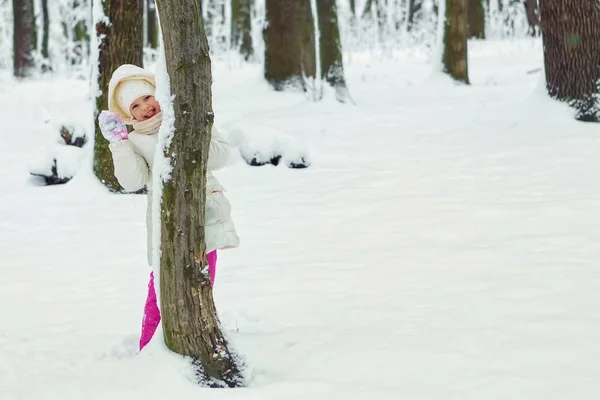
[130,95,161,121]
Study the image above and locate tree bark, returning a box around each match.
[231,0,253,60]
[94,0,144,192]
[264,0,316,91]
[442,0,469,84]
[467,0,485,39]
[154,0,244,386]
[316,0,349,102]
[41,0,50,70]
[147,0,159,48]
[12,0,35,78]
[540,0,600,122]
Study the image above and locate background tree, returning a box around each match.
[94,0,143,192]
[231,0,253,60]
[154,0,244,387]
[40,0,50,71]
[540,0,600,122]
[264,0,315,91]
[316,0,350,102]
[12,0,35,78]
[523,0,539,36]
[468,0,485,39]
[147,0,159,49]
[442,0,469,84]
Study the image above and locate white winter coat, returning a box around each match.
[109,128,240,265]
[106,64,239,265]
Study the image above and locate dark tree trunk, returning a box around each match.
[231,0,253,60]
[349,0,355,16]
[406,0,416,31]
[467,0,485,39]
[41,0,50,70]
[264,0,316,91]
[154,0,244,387]
[524,0,539,36]
[94,0,144,192]
[442,0,469,84]
[540,0,600,122]
[12,0,35,78]
[147,0,159,48]
[316,0,349,102]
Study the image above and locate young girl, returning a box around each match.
[98,64,240,351]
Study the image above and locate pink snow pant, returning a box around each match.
[139,250,218,351]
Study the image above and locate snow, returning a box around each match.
[3,38,600,399]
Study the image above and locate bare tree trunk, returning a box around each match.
[154,0,244,387]
[316,0,349,102]
[523,0,539,36]
[349,0,355,15]
[442,0,469,84]
[94,0,143,192]
[147,0,159,48]
[231,0,253,60]
[41,0,50,71]
[540,0,600,122]
[12,0,35,78]
[467,0,485,39]
[406,0,416,31]
[264,0,315,91]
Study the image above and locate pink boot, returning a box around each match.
[139,272,160,351]
[207,250,218,287]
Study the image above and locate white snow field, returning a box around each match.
[2,39,600,399]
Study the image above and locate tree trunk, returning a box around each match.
[147,0,159,48]
[442,0,469,84]
[231,0,253,60]
[316,0,349,102]
[467,0,485,39]
[94,0,144,192]
[154,0,244,387]
[12,0,35,78]
[349,0,355,16]
[406,0,416,31]
[264,0,316,91]
[523,0,539,36]
[41,0,50,70]
[540,0,600,122]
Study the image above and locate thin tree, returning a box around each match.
[523,0,539,36]
[154,0,244,386]
[231,0,253,60]
[147,0,159,48]
[441,0,469,84]
[316,0,350,102]
[467,0,484,39]
[40,0,50,71]
[540,0,600,122]
[12,0,35,78]
[264,0,316,91]
[94,0,143,192]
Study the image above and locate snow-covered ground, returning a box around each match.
[2,39,600,399]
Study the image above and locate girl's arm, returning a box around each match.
[208,127,230,171]
[109,140,150,192]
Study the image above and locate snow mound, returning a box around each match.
[230,125,311,169]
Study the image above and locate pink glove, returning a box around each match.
[98,110,129,144]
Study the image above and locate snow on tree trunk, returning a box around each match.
[467,0,484,39]
[264,0,316,91]
[12,0,35,78]
[540,0,600,121]
[231,0,253,60]
[442,0,469,84]
[93,0,143,192]
[316,0,350,103]
[154,0,244,387]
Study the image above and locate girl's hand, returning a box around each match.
[98,111,129,144]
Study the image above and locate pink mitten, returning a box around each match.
[98,111,129,144]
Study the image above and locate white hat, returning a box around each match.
[108,64,157,124]
[116,79,156,118]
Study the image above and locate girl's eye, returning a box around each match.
[132,104,138,109]
[145,95,151,100]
